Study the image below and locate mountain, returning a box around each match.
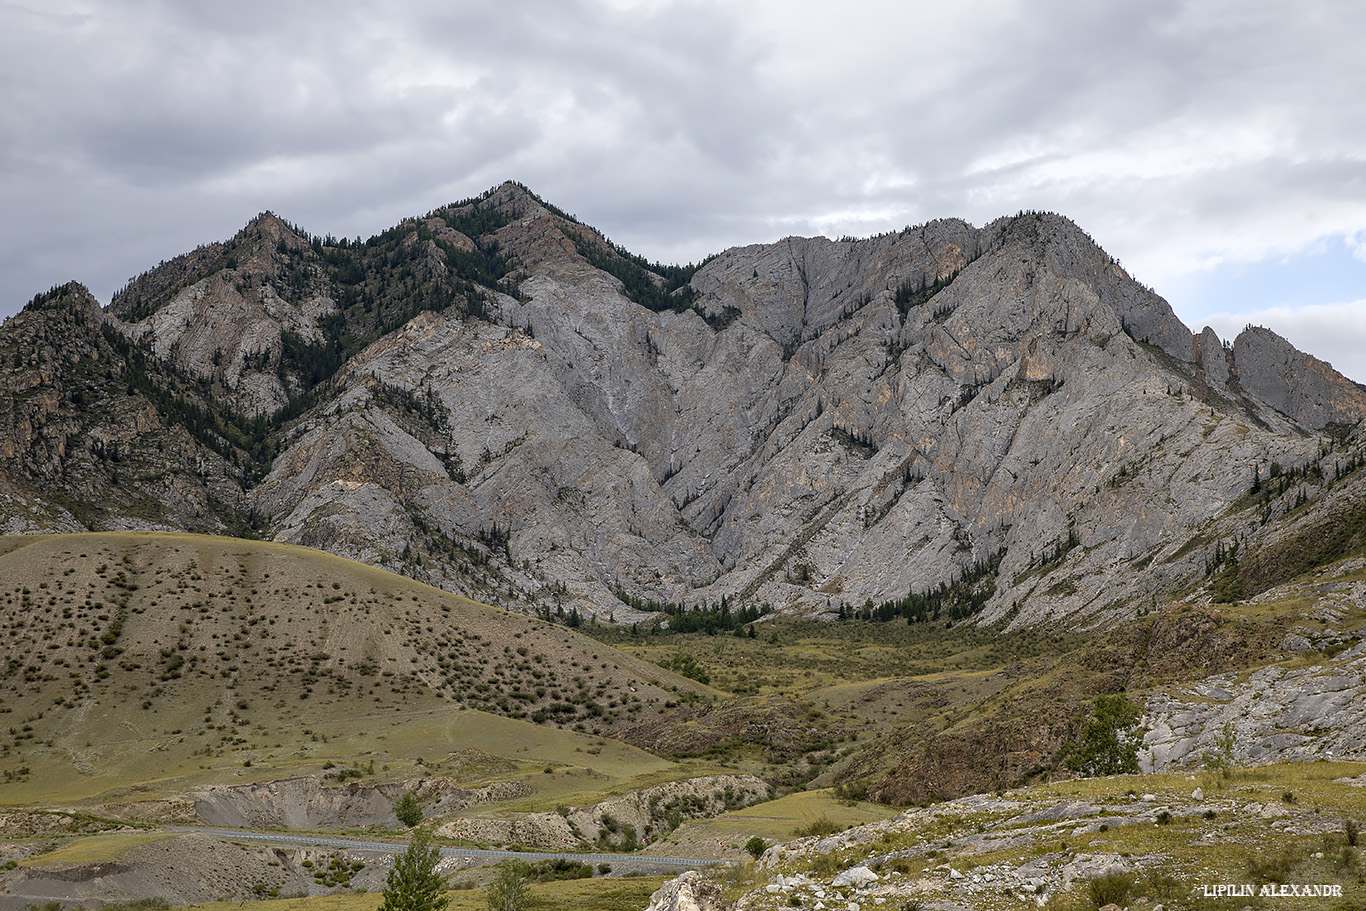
[2,182,1364,629]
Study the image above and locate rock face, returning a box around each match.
[110,213,338,416]
[191,776,533,830]
[645,871,730,911]
[0,284,243,534]
[432,774,768,851]
[1142,561,1366,771]
[2,182,1364,628]
[1230,325,1366,430]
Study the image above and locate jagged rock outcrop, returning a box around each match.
[645,871,730,911]
[0,284,245,533]
[1197,325,1231,389]
[1230,325,1366,430]
[3,182,1363,628]
[109,213,338,416]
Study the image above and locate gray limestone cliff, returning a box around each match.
[1231,325,1366,430]
[3,183,1363,629]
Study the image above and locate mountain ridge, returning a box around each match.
[3,182,1364,629]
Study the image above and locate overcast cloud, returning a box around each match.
[3,0,1364,381]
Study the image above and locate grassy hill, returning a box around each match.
[0,532,711,807]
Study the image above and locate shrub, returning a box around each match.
[1247,846,1302,884]
[745,836,768,859]
[484,861,531,911]
[1145,869,1181,900]
[525,859,592,882]
[794,816,841,838]
[833,779,869,802]
[1202,720,1237,775]
[1087,873,1134,909]
[379,830,447,911]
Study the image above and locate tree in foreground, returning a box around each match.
[379,829,447,911]
[485,861,533,911]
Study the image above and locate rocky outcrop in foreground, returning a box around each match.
[1143,560,1366,771]
[657,775,1362,910]
[645,870,730,911]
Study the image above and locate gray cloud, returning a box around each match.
[2,0,1364,382]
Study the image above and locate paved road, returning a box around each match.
[166,825,717,868]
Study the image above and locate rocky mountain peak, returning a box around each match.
[3,184,1364,631]
[1229,324,1366,430]
[20,280,103,319]
[236,210,312,254]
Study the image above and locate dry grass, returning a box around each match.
[0,532,707,809]
[181,873,672,911]
[17,833,175,867]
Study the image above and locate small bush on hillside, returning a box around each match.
[1144,869,1182,901]
[794,816,841,838]
[1202,720,1238,777]
[833,779,869,802]
[1247,845,1302,884]
[1087,873,1134,909]
[657,653,710,684]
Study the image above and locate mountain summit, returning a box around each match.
[3,182,1364,627]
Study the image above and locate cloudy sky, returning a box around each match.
[4,0,1365,381]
